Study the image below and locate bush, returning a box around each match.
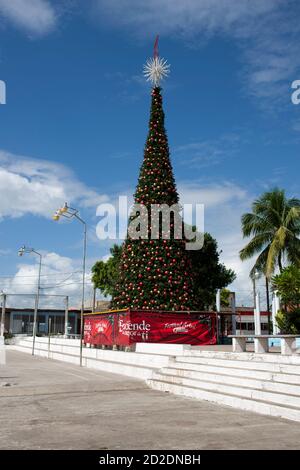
[272,266,300,310]
[272,266,300,334]
[276,309,300,334]
[4,332,14,340]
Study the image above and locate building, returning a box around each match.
[2,304,271,339]
[219,306,271,338]
[95,300,111,311]
[235,308,270,335]
[2,307,89,335]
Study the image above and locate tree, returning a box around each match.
[272,266,300,333]
[190,232,236,309]
[111,86,197,311]
[272,266,300,310]
[220,289,232,308]
[240,188,300,278]
[96,232,235,310]
[91,244,122,297]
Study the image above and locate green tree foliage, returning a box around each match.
[240,188,300,278]
[272,266,300,333]
[91,244,122,297]
[94,232,235,310]
[220,288,232,308]
[272,265,300,309]
[275,310,300,334]
[191,233,236,309]
[111,86,197,311]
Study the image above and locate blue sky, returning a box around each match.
[0,0,299,308]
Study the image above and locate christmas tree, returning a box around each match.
[112,43,197,311]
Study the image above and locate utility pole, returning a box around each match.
[1,293,6,337]
[252,276,257,309]
[18,246,42,355]
[254,292,261,335]
[53,203,87,367]
[216,289,221,313]
[230,292,236,336]
[265,277,271,334]
[92,287,96,313]
[64,296,69,337]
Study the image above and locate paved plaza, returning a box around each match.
[1,350,300,450]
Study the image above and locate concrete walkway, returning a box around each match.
[1,350,300,450]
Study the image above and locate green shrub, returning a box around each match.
[275,309,300,334]
[4,332,14,340]
[272,266,300,334]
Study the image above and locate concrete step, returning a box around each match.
[159,367,300,396]
[13,344,157,380]
[147,378,300,422]
[14,338,169,368]
[151,371,300,408]
[175,355,300,375]
[187,349,300,365]
[167,360,300,385]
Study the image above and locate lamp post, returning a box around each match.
[0,290,6,338]
[18,246,42,355]
[251,270,260,309]
[53,203,87,367]
[265,276,271,334]
[251,270,260,334]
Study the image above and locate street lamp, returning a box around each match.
[0,290,6,338]
[18,245,42,355]
[53,203,87,367]
[251,270,260,309]
[265,276,271,334]
[251,270,261,335]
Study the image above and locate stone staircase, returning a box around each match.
[12,336,169,379]
[147,350,300,422]
[12,338,300,422]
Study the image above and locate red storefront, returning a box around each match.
[84,309,217,347]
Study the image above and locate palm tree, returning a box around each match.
[240,188,300,278]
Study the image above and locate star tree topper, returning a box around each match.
[143,35,170,87]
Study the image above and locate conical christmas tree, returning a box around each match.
[112,52,197,311]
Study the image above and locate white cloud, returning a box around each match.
[0,150,108,219]
[178,181,247,208]
[93,0,281,36]
[175,134,241,169]
[101,253,111,262]
[0,248,11,255]
[1,251,94,308]
[93,0,299,106]
[0,0,57,35]
[292,120,300,132]
[178,181,261,307]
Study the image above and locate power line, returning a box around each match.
[0,280,93,288]
[0,270,82,279]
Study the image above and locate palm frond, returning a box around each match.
[241,212,274,237]
[249,247,269,278]
[266,227,287,277]
[239,233,271,261]
[285,206,300,227]
[241,188,300,277]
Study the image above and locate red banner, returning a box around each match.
[84,314,114,346]
[84,310,216,346]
